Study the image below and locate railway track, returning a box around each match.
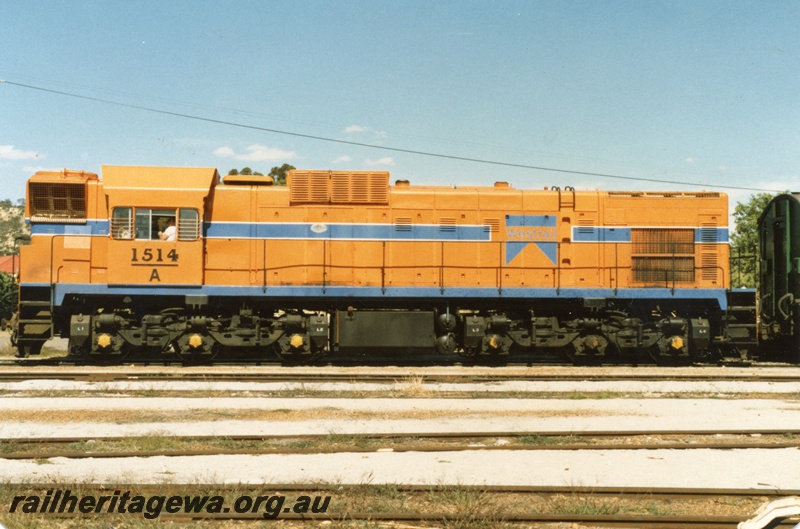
[1,367,800,383]
[55,511,791,528]
[4,430,799,459]
[6,429,800,444]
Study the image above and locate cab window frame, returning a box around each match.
[110,207,200,241]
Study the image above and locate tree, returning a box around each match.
[269,164,296,186]
[730,192,777,288]
[0,272,18,325]
[226,168,263,176]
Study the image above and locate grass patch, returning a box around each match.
[1,406,636,424]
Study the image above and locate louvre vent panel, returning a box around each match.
[482,219,500,233]
[699,223,719,281]
[290,171,389,204]
[577,219,595,235]
[394,217,412,231]
[439,218,456,232]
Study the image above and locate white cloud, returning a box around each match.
[213,144,297,162]
[332,155,352,164]
[213,146,235,157]
[0,145,39,160]
[345,125,368,133]
[237,145,297,162]
[364,157,395,167]
[684,157,695,163]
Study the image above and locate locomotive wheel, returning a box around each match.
[175,334,219,364]
[86,343,131,365]
[274,333,318,365]
[567,335,609,366]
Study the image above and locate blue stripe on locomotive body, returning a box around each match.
[28,220,729,245]
[204,221,491,241]
[37,282,728,310]
[30,219,110,236]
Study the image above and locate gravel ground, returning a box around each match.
[4,378,800,394]
[2,448,799,489]
[1,397,799,439]
[2,331,799,497]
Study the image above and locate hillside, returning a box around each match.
[0,203,28,255]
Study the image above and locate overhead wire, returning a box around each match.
[0,79,778,193]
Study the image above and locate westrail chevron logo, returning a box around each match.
[504,215,558,265]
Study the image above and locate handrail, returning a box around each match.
[241,240,726,297]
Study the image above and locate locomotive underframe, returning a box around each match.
[14,285,757,364]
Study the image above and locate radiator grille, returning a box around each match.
[632,257,695,283]
[631,228,695,283]
[632,228,694,254]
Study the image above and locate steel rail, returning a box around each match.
[4,430,800,461]
[14,510,797,528]
[1,369,800,383]
[4,439,800,461]
[5,429,800,445]
[6,482,799,497]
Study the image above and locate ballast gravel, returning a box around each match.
[2,448,799,490]
[0,397,799,439]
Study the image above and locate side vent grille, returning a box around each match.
[29,182,87,223]
[439,218,456,232]
[577,219,595,237]
[482,219,500,233]
[700,224,719,281]
[394,217,412,232]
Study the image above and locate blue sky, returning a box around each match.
[2,1,798,211]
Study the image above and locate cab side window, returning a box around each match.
[111,207,133,239]
[178,209,200,241]
[111,207,200,241]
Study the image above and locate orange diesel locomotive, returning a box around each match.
[14,166,744,363]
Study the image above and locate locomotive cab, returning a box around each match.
[103,166,217,286]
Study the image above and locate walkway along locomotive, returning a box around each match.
[13,166,766,363]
